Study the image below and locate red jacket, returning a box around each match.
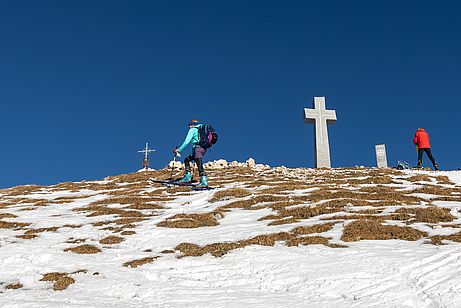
[413,128,431,149]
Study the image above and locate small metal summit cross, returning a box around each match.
[138,143,156,169]
[303,97,337,168]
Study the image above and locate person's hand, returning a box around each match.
[173,147,179,155]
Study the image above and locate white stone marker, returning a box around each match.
[375,144,388,168]
[304,97,337,168]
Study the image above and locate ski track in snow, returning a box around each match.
[1,169,461,307]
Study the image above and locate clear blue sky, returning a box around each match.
[1,0,460,187]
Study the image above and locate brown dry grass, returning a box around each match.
[323,213,411,222]
[99,236,124,244]
[0,213,17,219]
[218,195,286,211]
[175,231,344,258]
[165,186,193,194]
[112,217,146,225]
[317,176,397,186]
[431,232,461,245]
[124,203,164,210]
[268,217,301,226]
[89,196,153,206]
[394,207,454,223]
[75,204,149,219]
[16,234,38,239]
[62,224,82,229]
[358,186,402,194]
[40,272,75,291]
[25,227,59,234]
[297,188,424,205]
[0,220,30,229]
[3,185,45,196]
[158,211,224,228]
[432,196,461,203]
[123,256,157,268]
[406,175,434,182]
[341,220,428,242]
[18,207,36,211]
[210,188,252,202]
[108,169,169,184]
[436,175,455,185]
[5,282,23,289]
[120,230,136,235]
[291,222,336,235]
[410,185,461,197]
[260,204,344,223]
[259,184,314,194]
[64,244,101,254]
[351,208,383,214]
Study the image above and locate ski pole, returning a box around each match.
[170,155,175,179]
[171,147,181,179]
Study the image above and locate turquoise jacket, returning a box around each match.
[178,125,201,153]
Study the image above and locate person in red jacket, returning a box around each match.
[413,128,439,170]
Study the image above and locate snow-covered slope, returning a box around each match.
[1,164,461,307]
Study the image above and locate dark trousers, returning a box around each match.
[184,146,207,177]
[417,148,437,167]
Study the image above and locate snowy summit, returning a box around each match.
[1,160,461,307]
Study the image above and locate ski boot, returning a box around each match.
[434,163,439,171]
[195,176,208,188]
[178,172,192,183]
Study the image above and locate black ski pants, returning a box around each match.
[417,148,437,167]
[184,146,207,177]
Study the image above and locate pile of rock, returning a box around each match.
[167,158,271,171]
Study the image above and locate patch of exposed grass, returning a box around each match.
[323,213,411,222]
[394,207,454,223]
[0,213,17,219]
[64,244,101,254]
[260,204,344,223]
[120,230,136,235]
[40,272,75,291]
[112,217,146,225]
[62,224,82,229]
[123,256,157,268]
[258,182,314,194]
[5,282,23,289]
[0,220,30,229]
[430,232,461,245]
[410,185,461,197]
[436,175,455,185]
[291,222,336,235]
[218,195,286,211]
[124,203,164,210]
[3,185,45,196]
[268,217,301,226]
[210,188,252,202]
[16,234,38,239]
[25,227,59,234]
[175,231,341,258]
[75,204,149,219]
[99,236,124,245]
[406,175,434,183]
[341,220,427,242]
[158,211,224,228]
[319,176,397,186]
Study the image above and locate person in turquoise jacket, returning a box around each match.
[173,119,208,187]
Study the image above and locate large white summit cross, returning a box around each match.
[303,97,337,168]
